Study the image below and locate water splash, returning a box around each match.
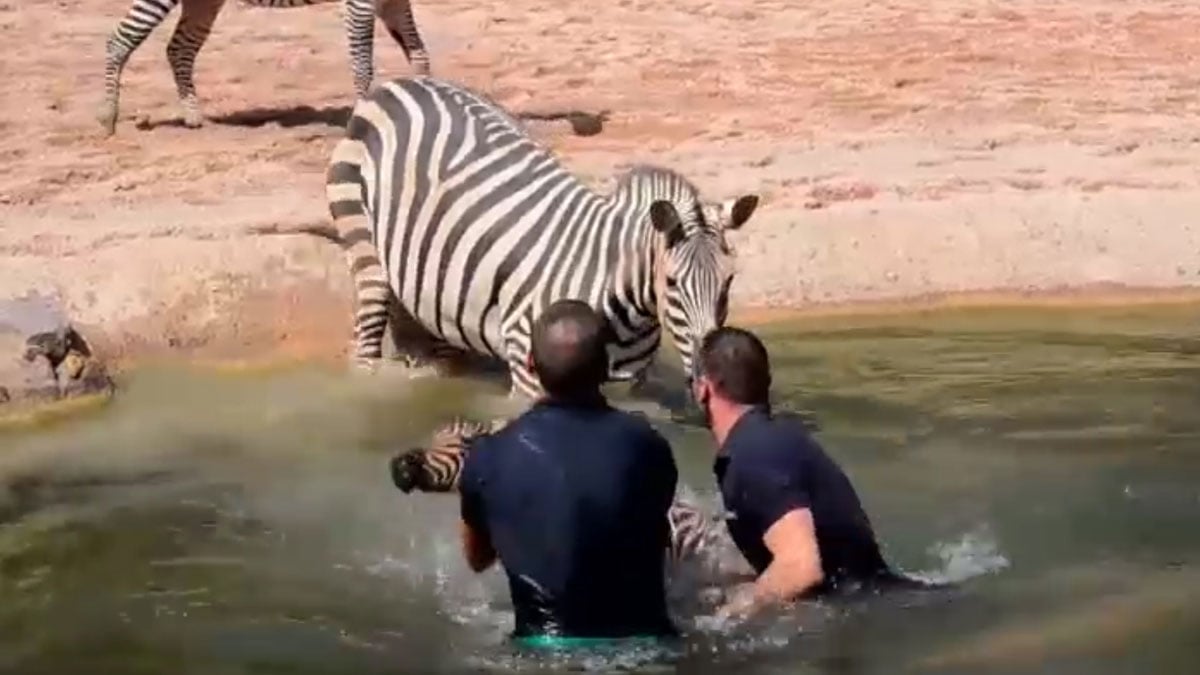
[916,524,1011,585]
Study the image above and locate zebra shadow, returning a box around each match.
[209,105,354,129]
[136,107,610,136]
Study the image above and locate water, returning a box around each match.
[2,304,1199,674]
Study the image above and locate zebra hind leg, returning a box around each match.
[345,251,391,372]
[165,0,227,128]
[380,299,462,376]
[98,0,184,134]
[377,0,431,75]
[342,0,377,97]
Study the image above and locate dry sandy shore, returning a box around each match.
[3,0,1200,365]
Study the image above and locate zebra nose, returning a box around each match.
[389,450,423,493]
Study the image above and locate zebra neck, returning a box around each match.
[596,169,691,332]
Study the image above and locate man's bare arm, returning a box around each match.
[718,508,823,619]
[460,519,497,573]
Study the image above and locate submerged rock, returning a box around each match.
[0,294,115,412]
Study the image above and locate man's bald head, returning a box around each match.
[531,300,612,399]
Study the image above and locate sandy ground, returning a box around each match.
[2,0,1200,364]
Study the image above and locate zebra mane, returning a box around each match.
[613,164,701,201]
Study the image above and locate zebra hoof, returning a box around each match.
[182,112,205,129]
[96,108,118,136]
[350,356,384,373]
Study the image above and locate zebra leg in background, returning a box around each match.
[343,0,377,97]
[376,0,430,75]
[165,0,227,128]
[98,0,183,134]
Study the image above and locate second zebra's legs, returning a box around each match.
[98,0,184,134]
[165,0,227,128]
[377,0,430,75]
[343,0,377,97]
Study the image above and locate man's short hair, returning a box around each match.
[696,327,771,405]
[531,299,612,398]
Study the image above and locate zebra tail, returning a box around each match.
[324,138,373,254]
[241,137,368,248]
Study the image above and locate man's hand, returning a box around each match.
[716,508,823,620]
[714,582,760,623]
[460,519,496,572]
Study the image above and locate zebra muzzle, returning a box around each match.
[389,450,425,494]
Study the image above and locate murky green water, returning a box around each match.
[2,304,1198,674]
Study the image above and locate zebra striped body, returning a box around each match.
[326,77,760,399]
[389,417,727,565]
[97,0,429,134]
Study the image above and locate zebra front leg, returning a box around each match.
[165,0,226,128]
[343,0,377,97]
[377,0,431,75]
[98,0,183,134]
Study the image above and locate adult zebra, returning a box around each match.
[389,417,729,566]
[97,0,429,134]
[321,76,760,400]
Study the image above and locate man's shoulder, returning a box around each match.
[607,407,670,444]
[729,410,821,464]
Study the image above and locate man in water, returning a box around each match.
[690,326,923,621]
[458,299,678,644]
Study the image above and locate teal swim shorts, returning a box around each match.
[512,634,665,650]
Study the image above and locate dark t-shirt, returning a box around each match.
[459,396,678,638]
[715,407,893,591]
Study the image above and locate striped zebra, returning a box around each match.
[97,0,429,134]
[388,417,727,565]
[320,76,760,400]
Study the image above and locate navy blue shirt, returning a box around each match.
[459,396,678,638]
[715,407,892,591]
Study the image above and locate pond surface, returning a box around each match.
[2,304,1198,674]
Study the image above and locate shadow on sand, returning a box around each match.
[139,106,611,136]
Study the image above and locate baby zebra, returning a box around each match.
[389,417,726,565]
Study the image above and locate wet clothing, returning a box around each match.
[460,395,678,639]
[715,406,903,593]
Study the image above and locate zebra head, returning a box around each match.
[389,448,435,493]
[648,193,760,382]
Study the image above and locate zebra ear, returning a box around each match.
[723,195,759,231]
[649,200,685,248]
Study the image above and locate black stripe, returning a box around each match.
[475,174,577,356]
[343,227,373,246]
[506,187,590,331]
[433,82,468,177]
[541,198,599,307]
[372,87,414,292]
[351,113,386,248]
[416,141,531,327]
[350,256,379,275]
[330,200,363,219]
[447,156,562,348]
[393,80,438,295]
[613,332,660,370]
